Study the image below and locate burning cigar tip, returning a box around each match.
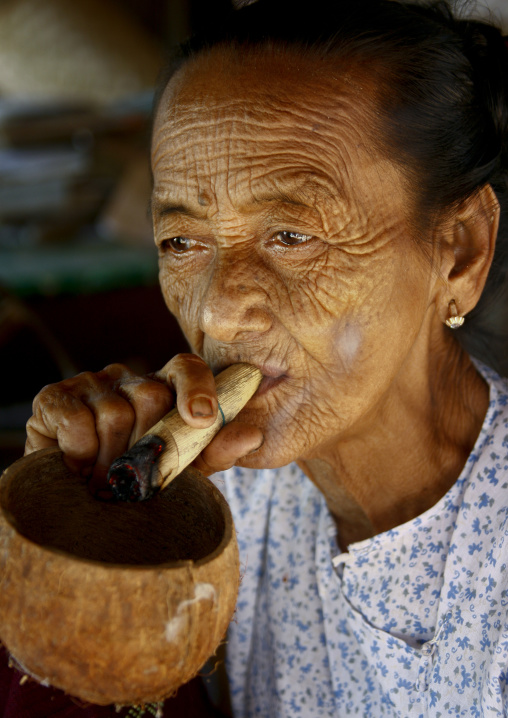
[107,435,167,502]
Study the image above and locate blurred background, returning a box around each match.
[0,0,507,471]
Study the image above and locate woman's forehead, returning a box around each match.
[151,51,388,206]
[151,48,409,253]
[153,46,378,145]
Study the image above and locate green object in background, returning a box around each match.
[0,244,159,297]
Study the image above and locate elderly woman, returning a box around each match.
[23,0,508,715]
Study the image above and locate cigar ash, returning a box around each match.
[107,435,166,502]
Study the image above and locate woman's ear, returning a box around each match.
[436,183,499,323]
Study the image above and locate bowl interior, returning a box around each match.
[0,450,225,566]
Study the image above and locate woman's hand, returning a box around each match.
[25,354,263,493]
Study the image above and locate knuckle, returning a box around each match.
[52,371,104,400]
[136,381,173,412]
[57,404,90,430]
[25,416,38,437]
[97,398,134,431]
[72,369,110,395]
[31,382,74,419]
[99,363,133,381]
[32,381,61,408]
[71,370,97,386]
[167,353,209,374]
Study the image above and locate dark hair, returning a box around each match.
[155,0,508,373]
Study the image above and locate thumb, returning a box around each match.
[192,422,264,476]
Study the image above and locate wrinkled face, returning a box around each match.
[151,47,436,468]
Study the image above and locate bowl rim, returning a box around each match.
[0,446,236,572]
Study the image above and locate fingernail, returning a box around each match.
[190,397,214,418]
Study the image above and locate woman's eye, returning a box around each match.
[274,231,312,246]
[163,236,193,253]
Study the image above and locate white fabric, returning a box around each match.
[213,363,508,717]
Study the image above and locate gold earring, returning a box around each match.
[445,299,465,329]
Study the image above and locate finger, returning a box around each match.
[27,389,100,474]
[90,394,136,482]
[89,363,171,474]
[192,421,264,476]
[118,376,175,446]
[24,433,58,457]
[26,366,138,481]
[25,429,84,478]
[156,353,218,429]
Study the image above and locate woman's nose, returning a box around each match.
[199,262,272,343]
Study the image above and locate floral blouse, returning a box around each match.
[215,362,508,717]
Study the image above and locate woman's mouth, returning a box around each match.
[210,360,288,397]
[256,370,288,396]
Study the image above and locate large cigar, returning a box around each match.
[107,363,262,501]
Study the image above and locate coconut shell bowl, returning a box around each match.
[0,447,239,706]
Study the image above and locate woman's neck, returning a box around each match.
[298,337,489,551]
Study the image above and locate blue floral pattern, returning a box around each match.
[213,362,508,716]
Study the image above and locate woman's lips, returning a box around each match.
[211,361,288,397]
[256,372,288,396]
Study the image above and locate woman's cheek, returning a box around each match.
[331,321,364,373]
